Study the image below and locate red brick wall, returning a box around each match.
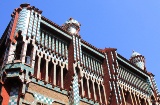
[64,41,74,91]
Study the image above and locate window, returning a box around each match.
[15,32,23,60]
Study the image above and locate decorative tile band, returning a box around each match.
[31,78,68,95]
[34,93,54,104]
[9,86,19,105]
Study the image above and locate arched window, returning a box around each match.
[15,33,23,60]
[83,77,88,98]
[94,82,100,102]
[56,64,61,86]
[140,98,145,105]
[25,43,33,65]
[100,84,105,104]
[48,60,54,83]
[75,67,80,77]
[125,91,132,105]
[34,55,39,77]
[89,79,94,99]
[151,95,156,105]
[63,67,68,88]
[40,55,46,80]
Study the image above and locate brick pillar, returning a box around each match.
[63,40,74,90]
[45,60,49,82]
[102,48,121,105]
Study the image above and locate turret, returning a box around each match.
[63,18,81,35]
[130,51,146,71]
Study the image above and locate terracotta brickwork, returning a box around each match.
[28,83,69,104]
[79,101,90,105]
[24,92,34,103]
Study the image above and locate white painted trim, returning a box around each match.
[41,20,72,39]
[117,55,148,78]
[81,43,105,58]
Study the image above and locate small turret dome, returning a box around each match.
[65,18,81,27]
[63,18,81,35]
[130,50,146,71]
[131,51,141,57]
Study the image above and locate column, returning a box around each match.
[144,98,148,105]
[81,77,84,97]
[98,84,102,103]
[137,95,141,105]
[133,93,138,105]
[61,63,64,88]
[93,81,96,101]
[121,87,126,105]
[21,42,28,63]
[53,62,57,85]
[87,78,90,98]
[31,45,37,68]
[45,60,49,82]
[102,85,107,104]
[129,92,134,105]
[37,56,41,79]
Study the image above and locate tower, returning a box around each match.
[63,18,81,35]
[130,51,146,71]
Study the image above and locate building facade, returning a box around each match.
[0,3,160,105]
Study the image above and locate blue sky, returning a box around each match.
[0,1,160,90]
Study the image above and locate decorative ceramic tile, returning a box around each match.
[9,86,19,105]
[72,75,80,104]
[34,93,54,105]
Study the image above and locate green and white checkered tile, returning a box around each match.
[73,75,80,104]
[34,93,54,105]
[9,86,19,105]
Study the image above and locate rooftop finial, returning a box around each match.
[130,51,146,71]
[64,18,81,35]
